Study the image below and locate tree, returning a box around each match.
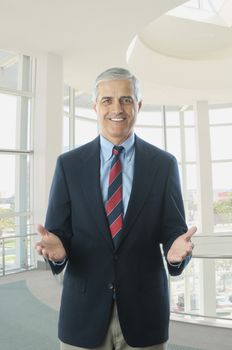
[0,208,15,236]
[213,199,232,224]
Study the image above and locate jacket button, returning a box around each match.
[114,254,118,260]
[108,283,114,290]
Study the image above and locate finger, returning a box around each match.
[37,224,49,237]
[42,248,49,259]
[181,252,188,260]
[35,241,43,249]
[184,226,197,241]
[35,244,43,255]
[186,245,193,255]
[36,246,42,254]
[169,256,183,263]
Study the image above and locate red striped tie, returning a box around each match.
[105,146,124,248]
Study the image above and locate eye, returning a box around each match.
[101,98,112,105]
[120,97,133,105]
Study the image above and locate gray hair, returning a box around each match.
[92,67,142,102]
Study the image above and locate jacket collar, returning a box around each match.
[80,135,160,251]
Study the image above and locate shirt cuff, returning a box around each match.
[168,260,182,268]
[49,258,67,266]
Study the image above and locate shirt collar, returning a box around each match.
[100,133,135,163]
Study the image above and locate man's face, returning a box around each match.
[93,79,142,145]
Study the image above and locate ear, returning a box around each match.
[138,100,143,112]
[93,102,97,113]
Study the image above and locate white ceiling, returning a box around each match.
[139,15,232,59]
[0,0,232,104]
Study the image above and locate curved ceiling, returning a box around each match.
[0,0,232,104]
[139,15,232,60]
[127,4,232,104]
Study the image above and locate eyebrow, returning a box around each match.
[120,96,133,99]
[100,95,133,100]
[100,96,112,100]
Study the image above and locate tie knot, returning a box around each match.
[112,145,124,156]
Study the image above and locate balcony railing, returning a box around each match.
[0,232,37,276]
[169,254,232,323]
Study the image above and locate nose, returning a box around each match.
[111,99,123,114]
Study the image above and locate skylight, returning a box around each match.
[167,0,232,27]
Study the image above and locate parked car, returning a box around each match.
[176,293,199,312]
[216,294,232,308]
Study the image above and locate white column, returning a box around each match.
[199,259,216,317]
[194,101,214,235]
[33,53,63,265]
[15,54,31,269]
[179,111,188,218]
[194,101,216,317]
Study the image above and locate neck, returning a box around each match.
[101,133,132,145]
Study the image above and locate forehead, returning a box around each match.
[97,79,134,97]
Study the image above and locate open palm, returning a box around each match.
[36,224,66,261]
[167,226,197,264]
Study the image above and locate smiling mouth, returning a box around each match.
[108,118,125,122]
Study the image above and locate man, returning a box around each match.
[36,67,196,350]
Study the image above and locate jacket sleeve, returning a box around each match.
[160,156,191,276]
[45,155,73,274]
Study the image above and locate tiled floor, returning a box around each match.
[0,268,62,311]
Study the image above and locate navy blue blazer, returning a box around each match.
[45,135,189,348]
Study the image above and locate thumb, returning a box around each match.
[184,226,197,241]
[37,224,49,237]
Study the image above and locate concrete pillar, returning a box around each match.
[33,53,63,266]
[194,101,216,317]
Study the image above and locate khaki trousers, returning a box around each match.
[60,303,167,350]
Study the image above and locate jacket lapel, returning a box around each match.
[80,135,160,253]
[80,137,114,251]
[115,136,160,252]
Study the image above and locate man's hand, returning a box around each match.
[36,224,67,261]
[167,226,197,264]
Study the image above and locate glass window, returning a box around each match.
[212,162,232,232]
[184,109,195,126]
[170,273,185,313]
[216,259,232,319]
[0,50,33,275]
[0,93,17,149]
[186,164,198,227]
[0,94,31,150]
[0,51,19,90]
[0,51,32,92]
[134,126,163,148]
[165,110,180,126]
[64,85,70,114]
[212,162,232,191]
[135,106,163,147]
[75,92,93,111]
[0,154,30,217]
[63,116,70,152]
[185,127,196,162]
[209,107,232,125]
[171,258,232,320]
[75,118,98,147]
[166,128,181,161]
[210,125,232,161]
[0,233,35,276]
[170,259,200,315]
[75,107,97,120]
[136,110,162,126]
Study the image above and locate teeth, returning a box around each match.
[110,118,124,121]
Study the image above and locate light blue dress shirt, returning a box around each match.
[100,133,135,216]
